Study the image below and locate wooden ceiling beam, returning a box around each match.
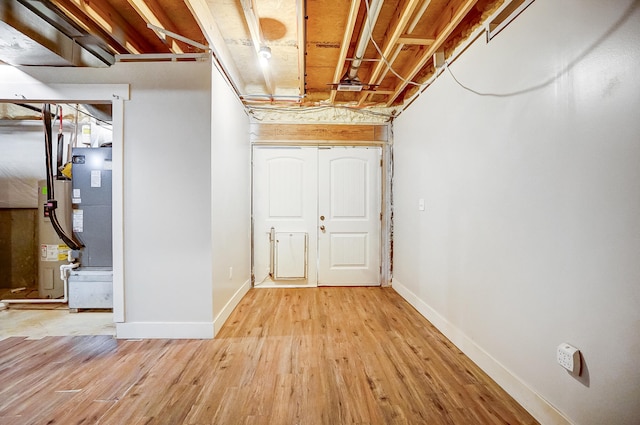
[328,0,360,104]
[385,0,479,106]
[55,0,156,54]
[356,0,425,106]
[49,0,128,54]
[184,0,246,94]
[297,0,307,98]
[241,0,275,95]
[126,0,183,54]
[397,36,435,45]
[365,89,393,94]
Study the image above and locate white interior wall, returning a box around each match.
[113,61,213,336]
[392,1,640,424]
[0,126,44,208]
[210,65,251,334]
[0,60,218,338]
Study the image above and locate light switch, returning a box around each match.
[418,198,425,211]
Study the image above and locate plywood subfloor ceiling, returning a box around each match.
[0,0,522,116]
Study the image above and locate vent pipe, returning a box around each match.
[346,0,385,81]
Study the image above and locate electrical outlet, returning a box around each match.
[557,343,581,374]
[228,267,233,280]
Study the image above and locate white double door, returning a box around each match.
[253,146,381,286]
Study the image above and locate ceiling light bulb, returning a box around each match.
[258,46,272,67]
[259,46,272,60]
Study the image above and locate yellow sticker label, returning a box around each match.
[58,244,69,261]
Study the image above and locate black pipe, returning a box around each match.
[56,132,64,180]
[42,103,83,251]
[43,104,55,199]
[15,103,58,120]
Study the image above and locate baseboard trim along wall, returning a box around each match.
[213,278,252,337]
[115,321,215,339]
[391,279,571,425]
[114,279,251,340]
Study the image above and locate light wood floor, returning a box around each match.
[0,287,539,424]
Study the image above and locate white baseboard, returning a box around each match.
[114,279,251,340]
[213,278,251,337]
[391,279,571,425]
[116,321,214,339]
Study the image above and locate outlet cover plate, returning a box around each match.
[557,343,581,374]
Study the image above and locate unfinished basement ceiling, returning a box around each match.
[0,0,518,114]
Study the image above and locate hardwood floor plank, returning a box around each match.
[0,287,538,424]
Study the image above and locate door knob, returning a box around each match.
[320,225,326,233]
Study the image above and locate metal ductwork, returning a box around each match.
[0,0,114,67]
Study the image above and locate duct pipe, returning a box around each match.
[0,263,78,306]
[347,0,385,80]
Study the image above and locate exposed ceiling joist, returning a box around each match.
[397,36,435,45]
[51,0,152,54]
[328,0,360,104]
[386,0,480,106]
[183,0,245,94]
[48,0,128,54]
[125,0,183,54]
[241,0,275,95]
[358,0,426,106]
[296,0,306,99]
[0,0,513,113]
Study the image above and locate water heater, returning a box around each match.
[37,179,72,299]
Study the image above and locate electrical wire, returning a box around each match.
[362,0,434,88]
[441,0,637,99]
[56,105,65,179]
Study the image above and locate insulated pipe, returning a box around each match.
[347,0,385,81]
[0,263,78,305]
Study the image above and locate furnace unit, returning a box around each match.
[69,146,113,309]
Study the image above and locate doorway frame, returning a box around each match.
[249,123,392,287]
[0,77,129,322]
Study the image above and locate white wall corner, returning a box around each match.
[213,279,251,337]
[116,321,214,339]
[391,279,572,425]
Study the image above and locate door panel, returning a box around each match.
[253,147,317,286]
[253,146,381,287]
[267,158,304,218]
[318,147,381,286]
